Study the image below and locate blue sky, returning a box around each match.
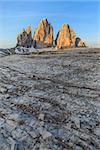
[0,0,99,48]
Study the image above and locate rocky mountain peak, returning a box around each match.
[55,24,74,49]
[16,19,86,48]
[26,26,32,34]
[17,26,33,48]
[33,18,53,48]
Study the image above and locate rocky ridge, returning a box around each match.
[17,26,33,48]
[17,18,86,49]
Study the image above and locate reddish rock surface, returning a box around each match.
[55,24,76,49]
[16,19,86,49]
[33,19,53,48]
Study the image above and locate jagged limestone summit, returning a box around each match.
[17,18,86,49]
[33,18,53,48]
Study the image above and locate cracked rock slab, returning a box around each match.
[0,48,100,150]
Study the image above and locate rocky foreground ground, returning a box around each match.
[0,48,100,150]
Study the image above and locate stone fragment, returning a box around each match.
[11,141,24,150]
[0,87,7,93]
[94,128,100,136]
[38,113,44,121]
[75,37,86,47]
[42,130,52,140]
[71,117,80,128]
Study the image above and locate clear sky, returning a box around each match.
[0,0,99,48]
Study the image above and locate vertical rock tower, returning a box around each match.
[33,18,53,48]
[17,26,33,48]
[55,24,76,49]
[16,19,86,49]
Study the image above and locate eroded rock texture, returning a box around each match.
[0,48,100,150]
[33,18,53,48]
[16,19,86,49]
[55,24,86,49]
[71,29,76,47]
[17,26,33,48]
[75,37,86,47]
[55,24,76,49]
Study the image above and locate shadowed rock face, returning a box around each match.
[16,19,86,49]
[70,29,76,47]
[33,19,53,48]
[75,37,86,47]
[55,24,76,49]
[17,26,33,48]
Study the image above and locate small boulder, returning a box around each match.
[75,37,86,47]
[38,113,44,121]
[42,130,52,140]
[94,128,100,136]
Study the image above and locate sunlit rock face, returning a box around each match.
[16,20,86,49]
[70,29,76,47]
[17,26,33,48]
[55,24,76,49]
[33,19,53,48]
[75,37,86,47]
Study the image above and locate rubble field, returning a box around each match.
[0,48,100,150]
